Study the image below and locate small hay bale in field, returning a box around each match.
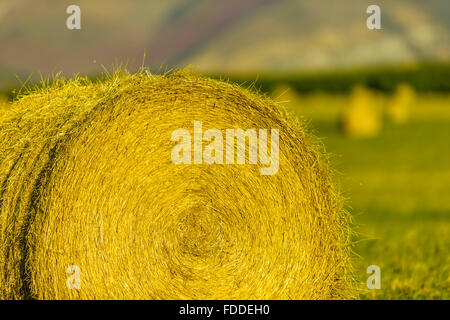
[0,70,354,299]
[340,85,382,138]
[0,96,8,111]
[386,83,415,125]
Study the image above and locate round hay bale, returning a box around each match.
[0,70,354,299]
[340,86,382,138]
[386,83,415,125]
[0,95,9,111]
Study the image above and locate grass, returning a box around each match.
[286,93,450,299]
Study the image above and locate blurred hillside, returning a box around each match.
[0,0,449,89]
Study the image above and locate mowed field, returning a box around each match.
[286,93,450,299]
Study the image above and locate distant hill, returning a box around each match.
[0,0,448,89]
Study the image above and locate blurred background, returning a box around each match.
[0,0,449,299]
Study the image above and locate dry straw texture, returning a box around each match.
[0,70,354,299]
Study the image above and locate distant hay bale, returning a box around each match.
[0,95,8,111]
[386,83,415,124]
[0,70,354,299]
[340,85,382,138]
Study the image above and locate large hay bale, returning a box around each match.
[0,70,354,299]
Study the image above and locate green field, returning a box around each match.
[287,93,450,299]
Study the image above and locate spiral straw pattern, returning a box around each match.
[0,70,353,299]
